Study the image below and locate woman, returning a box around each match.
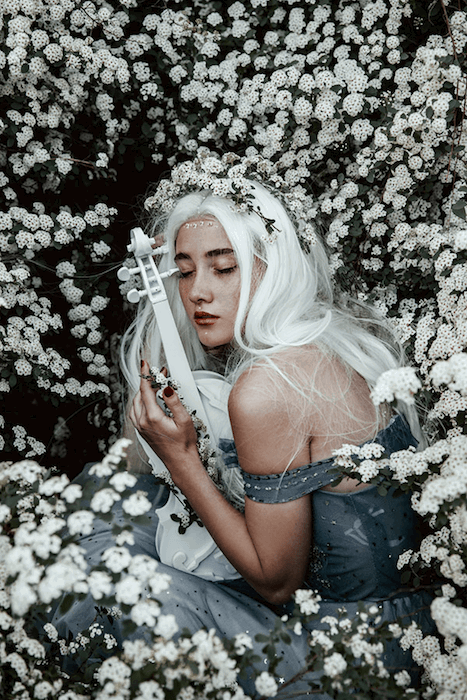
[54,156,434,696]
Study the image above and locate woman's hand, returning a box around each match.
[129,361,199,474]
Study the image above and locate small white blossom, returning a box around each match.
[323,651,347,678]
[371,367,422,405]
[255,671,278,697]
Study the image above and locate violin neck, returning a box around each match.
[122,226,212,434]
[151,298,211,430]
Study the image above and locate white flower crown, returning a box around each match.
[144,149,318,251]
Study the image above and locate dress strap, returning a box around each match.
[241,457,336,503]
[239,414,417,504]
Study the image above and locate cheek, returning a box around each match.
[178,281,190,310]
[222,280,241,318]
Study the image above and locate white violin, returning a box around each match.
[118,227,240,582]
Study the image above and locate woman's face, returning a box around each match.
[175,217,241,350]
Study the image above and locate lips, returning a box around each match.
[194,311,219,325]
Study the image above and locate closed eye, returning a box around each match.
[216,266,238,275]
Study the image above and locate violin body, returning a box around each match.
[120,229,241,581]
[153,371,240,581]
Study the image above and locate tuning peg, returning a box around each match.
[153,244,169,256]
[126,288,148,304]
[117,266,140,282]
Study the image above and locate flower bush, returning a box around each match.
[0,441,440,699]
[1,0,467,696]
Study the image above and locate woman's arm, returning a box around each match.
[130,362,311,604]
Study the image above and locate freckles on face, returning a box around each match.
[174,217,241,349]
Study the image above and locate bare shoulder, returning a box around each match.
[228,347,319,475]
[228,345,336,413]
[228,345,381,478]
[228,347,313,420]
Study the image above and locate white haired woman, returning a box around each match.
[54,154,434,697]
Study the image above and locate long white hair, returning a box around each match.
[120,181,422,490]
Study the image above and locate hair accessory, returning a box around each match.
[180,220,215,229]
[144,149,317,251]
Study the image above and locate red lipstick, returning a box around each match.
[194,311,218,325]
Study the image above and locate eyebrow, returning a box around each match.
[174,248,235,261]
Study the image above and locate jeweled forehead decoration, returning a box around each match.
[144,149,317,251]
[180,219,215,229]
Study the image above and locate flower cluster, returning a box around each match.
[1,442,430,700]
[144,150,318,249]
[0,442,254,699]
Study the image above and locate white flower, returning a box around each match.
[255,671,278,697]
[43,622,59,642]
[294,621,303,635]
[115,529,135,547]
[131,600,161,627]
[357,459,380,482]
[371,367,421,405]
[90,488,120,513]
[109,471,137,492]
[233,632,253,654]
[122,491,152,516]
[135,680,165,699]
[67,510,94,537]
[87,570,113,600]
[0,504,11,523]
[115,574,143,605]
[14,358,32,375]
[148,571,172,596]
[323,651,347,678]
[155,613,178,639]
[101,546,132,574]
[61,483,82,503]
[9,580,37,616]
[294,589,321,615]
[394,670,411,687]
[431,353,467,395]
[97,656,131,685]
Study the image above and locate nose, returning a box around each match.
[188,270,214,304]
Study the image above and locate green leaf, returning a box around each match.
[401,570,411,584]
[452,200,466,220]
[58,593,75,615]
[254,633,270,643]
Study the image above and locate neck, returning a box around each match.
[203,343,232,374]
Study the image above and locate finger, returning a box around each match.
[140,368,166,418]
[140,359,158,395]
[161,386,193,428]
[129,390,143,426]
[152,234,165,249]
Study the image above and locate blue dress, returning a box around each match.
[52,414,434,698]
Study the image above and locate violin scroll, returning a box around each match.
[118,227,177,306]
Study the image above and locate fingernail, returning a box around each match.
[163,386,174,398]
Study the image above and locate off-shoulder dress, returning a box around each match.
[52,414,435,698]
